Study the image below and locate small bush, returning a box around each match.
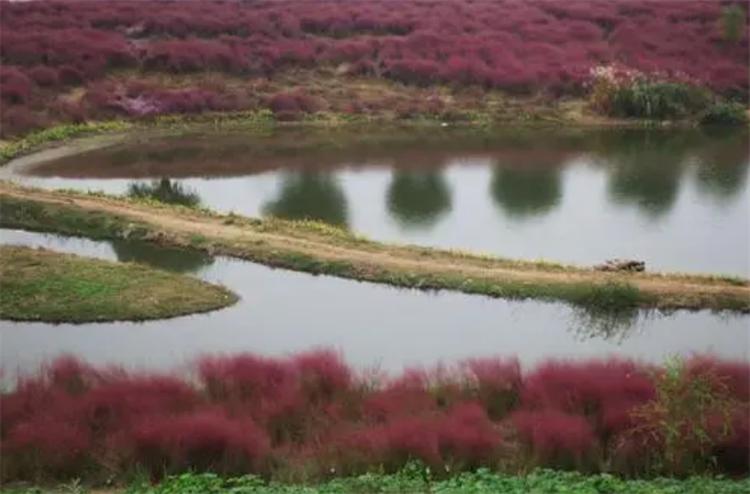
[699,102,748,126]
[610,81,712,120]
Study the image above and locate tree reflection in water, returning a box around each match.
[490,166,562,219]
[693,129,749,204]
[599,131,690,218]
[111,239,213,274]
[263,172,348,227]
[127,178,201,207]
[387,171,452,229]
[568,306,645,344]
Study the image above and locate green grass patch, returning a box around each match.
[3,468,748,494]
[0,121,133,164]
[0,195,141,240]
[0,246,237,323]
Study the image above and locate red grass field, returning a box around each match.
[1,0,748,136]
[1,351,747,481]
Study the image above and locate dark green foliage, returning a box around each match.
[127,179,201,207]
[609,82,711,120]
[721,5,746,43]
[700,102,749,126]
[22,468,740,494]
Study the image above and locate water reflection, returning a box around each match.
[570,307,643,344]
[111,239,213,274]
[263,172,348,227]
[387,171,452,228]
[9,128,750,276]
[127,178,200,207]
[693,130,750,203]
[490,165,562,219]
[599,131,690,218]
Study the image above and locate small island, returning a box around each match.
[0,245,237,323]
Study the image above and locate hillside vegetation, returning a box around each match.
[1,0,748,137]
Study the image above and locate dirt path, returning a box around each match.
[2,182,748,312]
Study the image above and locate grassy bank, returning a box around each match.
[0,245,236,323]
[1,183,748,313]
[3,469,749,494]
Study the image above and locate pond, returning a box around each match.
[4,127,748,277]
[1,229,747,376]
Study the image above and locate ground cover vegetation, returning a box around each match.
[0,352,747,486]
[4,470,750,494]
[0,0,747,138]
[0,245,237,322]
[1,184,749,313]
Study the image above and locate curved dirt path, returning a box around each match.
[2,182,748,312]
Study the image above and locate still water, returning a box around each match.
[5,127,749,276]
[1,229,747,376]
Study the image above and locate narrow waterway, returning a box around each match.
[1,229,747,376]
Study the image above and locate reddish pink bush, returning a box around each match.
[81,376,200,433]
[687,356,750,402]
[27,66,59,87]
[197,354,299,415]
[462,357,522,419]
[268,90,324,115]
[512,410,597,468]
[521,358,655,434]
[712,407,750,475]
[335,403,501,472]
[293,349,352,404]
[3,416,91,479]
[129,411,269,476]
[0,67,33,104]
[438,403,502,468]
[1,352,748,481]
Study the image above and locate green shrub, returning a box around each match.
[626,357,736,476]
[700,102,748,126]
[721,5,746,43]
[609,82,711,120]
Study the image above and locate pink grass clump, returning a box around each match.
[511,409,597,469]
[128,411,270,476]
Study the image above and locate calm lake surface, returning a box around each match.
[5,127,749,276]
[1,229,748,376]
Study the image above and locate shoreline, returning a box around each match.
[0,107,720,165]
